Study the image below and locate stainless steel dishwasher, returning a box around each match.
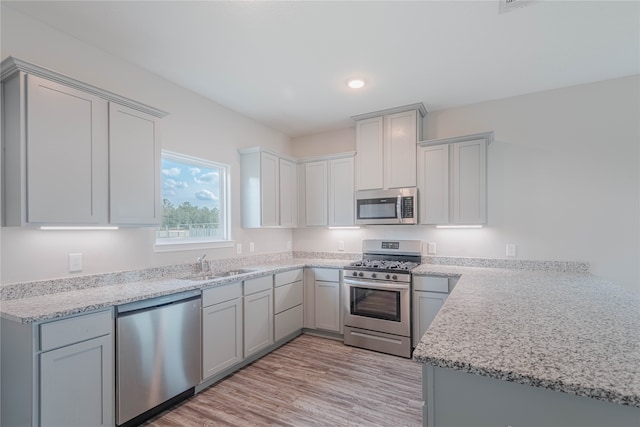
[116,290,201,426]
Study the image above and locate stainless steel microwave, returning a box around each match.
[355,188,418,225]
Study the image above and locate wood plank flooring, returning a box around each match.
[144,334,423,427]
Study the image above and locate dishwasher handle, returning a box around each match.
[116,289,201,315]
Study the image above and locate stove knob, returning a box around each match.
[392,275,398,280]
[352,271,358,277]
[358,272,364,277]
[371,273,377,279]
[385,274,391,280]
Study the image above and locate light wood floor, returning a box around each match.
[145,334,423,427]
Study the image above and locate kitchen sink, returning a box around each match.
[213,269,257,277]
[180,268,257,281]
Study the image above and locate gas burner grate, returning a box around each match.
[348,260,419,271]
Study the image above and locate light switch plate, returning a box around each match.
[506,243,517,257]
[338,240,345,251]
[286,240,292,250]
[249,242,255,253]
[236,244,242,255]
[68,253,83,272]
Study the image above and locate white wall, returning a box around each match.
[291,127,356,159]
[294,76,640,293]
[1,6,293,284]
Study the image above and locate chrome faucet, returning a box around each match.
[196,254,208,273]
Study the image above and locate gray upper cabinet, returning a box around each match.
[298,153,355,227]
[0,57,168,227]
[328,156,355,226]
[304,160,328,227]
[239,148,297,228]
[418,132,492,225]
[109,103,162,225]
[2,72,109,226]
[279,158,298,228]
[353,103,426,191]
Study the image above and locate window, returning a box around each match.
[156,151,230,247]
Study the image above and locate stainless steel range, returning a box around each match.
[343,239,422,358]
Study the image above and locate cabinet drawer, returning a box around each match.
[275,269,303,287]
[244,275,273,295]
[274,281,303,314]
[314,268,339,282]
[275,305,303,342]
[40,309,113,351]
[413,275,449,293]
[203,282,242,307]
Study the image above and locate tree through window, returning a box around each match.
[156,151,229,245]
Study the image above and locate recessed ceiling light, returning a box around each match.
[347,79,365,89]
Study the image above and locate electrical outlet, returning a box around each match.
[506,243,517,257]
[236,244,242,255]
[250,242,255,253]
[68,253,83,273]
[427,242,437,255]
[338,240,345,251]
[286,240,292,250]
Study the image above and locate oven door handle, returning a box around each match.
[344,278,409,290]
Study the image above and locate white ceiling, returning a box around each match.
[4,1,639,137]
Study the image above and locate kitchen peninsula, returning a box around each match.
[3,254,638,427]
[412,263,640,427]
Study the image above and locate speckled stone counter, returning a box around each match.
[0,257,349,323]
[412,264,640,408]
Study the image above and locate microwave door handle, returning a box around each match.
[397,195,402,223]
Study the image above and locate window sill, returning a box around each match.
[154,239,235,253]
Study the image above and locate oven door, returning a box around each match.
[343,278,410,337]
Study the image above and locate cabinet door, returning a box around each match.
[304,160,328,226]
[355,116,384,190]
[260,152,280,226]
[40,334,113,427]
[413,291,448,347]
[244,289,274,357]
[384,110,417,189]
[202,298,243,380]
[109,103,161,225]
[418,144,450,224]
[26,74,108,224]
[279,158,297,227]
[451,139,487,224]
[315,280,340,332]
[329,157,355,226]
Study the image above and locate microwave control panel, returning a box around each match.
[401,197,414,218]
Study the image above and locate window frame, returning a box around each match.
[154,150,232,251]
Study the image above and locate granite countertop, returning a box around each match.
[0,258,349,323]
[412,264,640,408]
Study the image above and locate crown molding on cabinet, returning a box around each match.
[1,56,169,118]
[350,102,427,121]
[419,131,494,147]
[238,146,298,163]
[238,147,355,164]
[297,151,356,164]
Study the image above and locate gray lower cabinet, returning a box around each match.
[274,269,304,341]
[304,268,341,333]
[244,275,274,357]
[202,282,243,380]
[413,276,453,347]
[40,334,113,427]
[1,308,114,427]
